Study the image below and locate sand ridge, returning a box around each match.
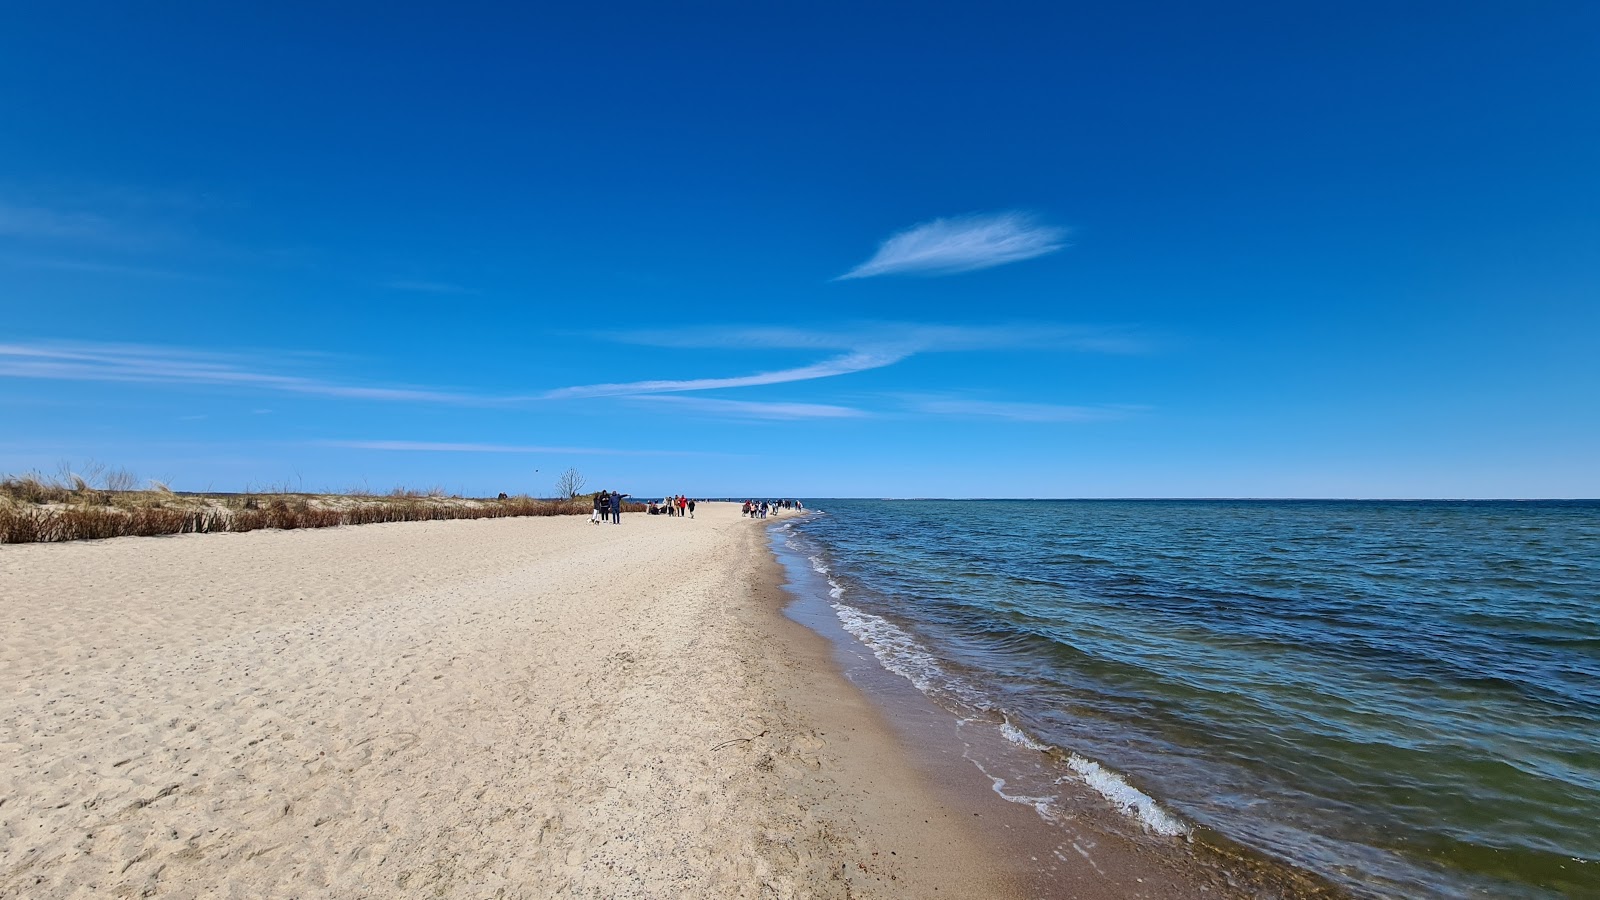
[0,502,1019,899]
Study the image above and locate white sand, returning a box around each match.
[0,503,1023,899]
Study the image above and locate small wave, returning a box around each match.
[1002,721,1189,837]
[831,602,953,696]
[1000,721,1052,752]
[1062,755,1190,837]
[976,764,1058,820]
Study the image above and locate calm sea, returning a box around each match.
[778,500,1600,899]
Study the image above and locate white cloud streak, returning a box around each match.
[0,203,120,241]
[320,440,725,457]
[629,395,868,420]
[2,322,1144,419]
[0,341,489,405]
[0,199,189,253]
[838,212,1067,279]
[0,255,210,280]
[540,349,910,399]
[0,339,905,407]
[903,397,1137,422]
[385,280,475,294]
[598,322,1145,355]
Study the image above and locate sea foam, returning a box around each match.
[1001,721,1189,836]
[1063,755,1190,837]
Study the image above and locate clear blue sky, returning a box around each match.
[3,2,1596,498]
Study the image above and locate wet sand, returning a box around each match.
[1,502,1302,898]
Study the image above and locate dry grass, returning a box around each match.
[0,467,618,544]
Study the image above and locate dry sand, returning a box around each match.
[1,502,1296,899]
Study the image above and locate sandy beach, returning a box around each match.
[1,502,1292,899]
[1,503,1026,898]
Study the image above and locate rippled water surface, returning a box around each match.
[787,500,1600,898]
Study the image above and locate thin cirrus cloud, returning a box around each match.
[384,279,476,295]
[538,348,911,400]
[317,440,719,457]
[837,212,1068,280]
[539,321,1145,405]
[0,199,189,252]
[628,395,869,420]
[0,255,210,281]
[0,338,903,409]
[1,324,1141,422]
[598,322,1147,355]
[0,340,492,405]
[902,397,1137,423]
[0,202,120,242]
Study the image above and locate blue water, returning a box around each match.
[782,500,1600,898]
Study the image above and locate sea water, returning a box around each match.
[778,500,1600,898]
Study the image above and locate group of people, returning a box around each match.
[590,493,801,524]
[647,495,696,517]
[741,499,802,518]
[589,490,628,525]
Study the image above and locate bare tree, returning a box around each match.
[554,467,587,499]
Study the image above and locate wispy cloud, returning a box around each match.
[903,396,1139,422]
[2,323,1148,419]
[544,321,1143,400]
[319,440,721,457]
[0,338,901,407]
[0,199,187,252]
[0,192,223,280]
[384,280,476,295]
[0,341,490,405]
[0,254,211,280]
[600,322,1145,355]
[629,395,869,420]
[838,212,1068,280]
[0,203,120,241]
[541,349,910,399]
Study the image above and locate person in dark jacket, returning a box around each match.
[611,490,626,524]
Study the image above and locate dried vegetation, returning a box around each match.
[0,464,612,545]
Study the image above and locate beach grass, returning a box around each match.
[0,468,639,544]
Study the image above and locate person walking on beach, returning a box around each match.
[611,490,625,524]
[676,495,687,518]
[687,498,696,518]
[591,490,605,525]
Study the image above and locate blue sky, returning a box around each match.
[2,2,1596,498]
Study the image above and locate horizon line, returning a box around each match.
[796,496,1600,502]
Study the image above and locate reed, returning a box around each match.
[0,469,605,544]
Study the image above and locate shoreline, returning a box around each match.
[1,503,1324,897]
[762,513,1344,899]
